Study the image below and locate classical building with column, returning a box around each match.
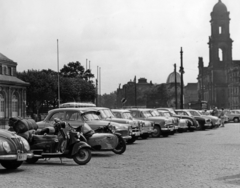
[198,0,240,109]
[0,53,29,128]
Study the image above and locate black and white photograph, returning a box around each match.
[1,0,240,187]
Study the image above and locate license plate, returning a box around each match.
[17,153,27,161]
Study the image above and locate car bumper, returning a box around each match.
[0,152,33,160]
[122,135,132,141]
[204,123,212,128]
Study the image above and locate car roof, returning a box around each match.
[49,107,99,114]
[111,109,130,113]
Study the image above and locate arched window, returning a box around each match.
[218,48,223,61]
[0,94,5,117]
[12,94,18,117]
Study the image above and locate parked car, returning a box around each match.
[112,109,155,139]
[157,108,195,132]
[91,107,141,144]
[224,110,240,122]
[175,109,211,130]
[0,129,32,169]
[156,109,188,133]
[149,109,175,135]
[37,108,132,142]
[127,108,170,137]
[199,110,221,128]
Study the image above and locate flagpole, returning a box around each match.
[57,39,60,107]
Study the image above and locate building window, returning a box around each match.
[12,94,18,117]
[219,26,222,34]
[0,94,5,117]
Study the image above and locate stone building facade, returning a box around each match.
[0,53,29,127]
[198,0,240,109]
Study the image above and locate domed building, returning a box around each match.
[166,72,182,85]
[0,53,29,128]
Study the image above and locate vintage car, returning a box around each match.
[224,110,240,122]
[199,110,221,127]
[37,108,132,142]
[148,109,175,135]
[156,108,189,133]
[156,109,188,133]
[156,108,191,132]
[111,109,155,139]
[0,129,32,169]
[175,109,211,130]
[91,107,141,144]
[127,108,170,137]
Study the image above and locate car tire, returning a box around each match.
[152,125,161,138]
[141,134,149,139]
[127,136,137,144]
[233,117,239,122]
[1,161,23,170]
[26,158,39,164]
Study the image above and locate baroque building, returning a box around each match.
[0,53,29,128]
[198,0,240,109]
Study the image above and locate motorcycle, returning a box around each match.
[25,119,92,165]
[74,122,126,155]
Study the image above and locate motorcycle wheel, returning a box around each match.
[25,158,39,164]
[1,161,23,170]
[112,135,126,155]
[73,148,91,165]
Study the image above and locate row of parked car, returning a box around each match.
[0,105,224,170]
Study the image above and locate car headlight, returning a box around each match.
[19,136,30,151]
[2,141,11,153]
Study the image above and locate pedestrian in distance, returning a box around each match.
[219,108,225,127]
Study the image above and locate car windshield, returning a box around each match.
[122,112,133,119]
[142,111,153,118]
[163,112,171,117]
[100,109,114,118]
[189,111,201,117]
[82,112,101,121]
[150,110,159,117]
[157,111,165,116]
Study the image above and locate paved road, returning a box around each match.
[1,123,240,188]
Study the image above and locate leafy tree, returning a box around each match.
[60,61,94,82]
[146,84,170,108]
[100,92,117,108]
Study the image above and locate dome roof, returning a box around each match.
[213,0,227,13]
[0,53,13,62]
[166,72,182,84]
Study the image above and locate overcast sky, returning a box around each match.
[1,0,240,94]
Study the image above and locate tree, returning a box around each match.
[60,61,94,82]
[17,69,58,118]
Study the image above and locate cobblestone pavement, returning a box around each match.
[2,123,240,188]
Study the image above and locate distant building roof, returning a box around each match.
[0,75,29,86]
[213,0,227,13]
[185,83,197,90]
[166,72,182,84]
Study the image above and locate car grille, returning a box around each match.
[116,130,129,137]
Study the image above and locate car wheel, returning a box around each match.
[152,125,161,138]
[127,136,137,144]
[1,161,23,170]
[233,118,239,122]
[73,148,92,165]
[26,158,39,164]
[141,134,149,139]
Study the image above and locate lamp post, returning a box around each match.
[57,39,60,108]
[174,64,178,109]
[179,47,184,109]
